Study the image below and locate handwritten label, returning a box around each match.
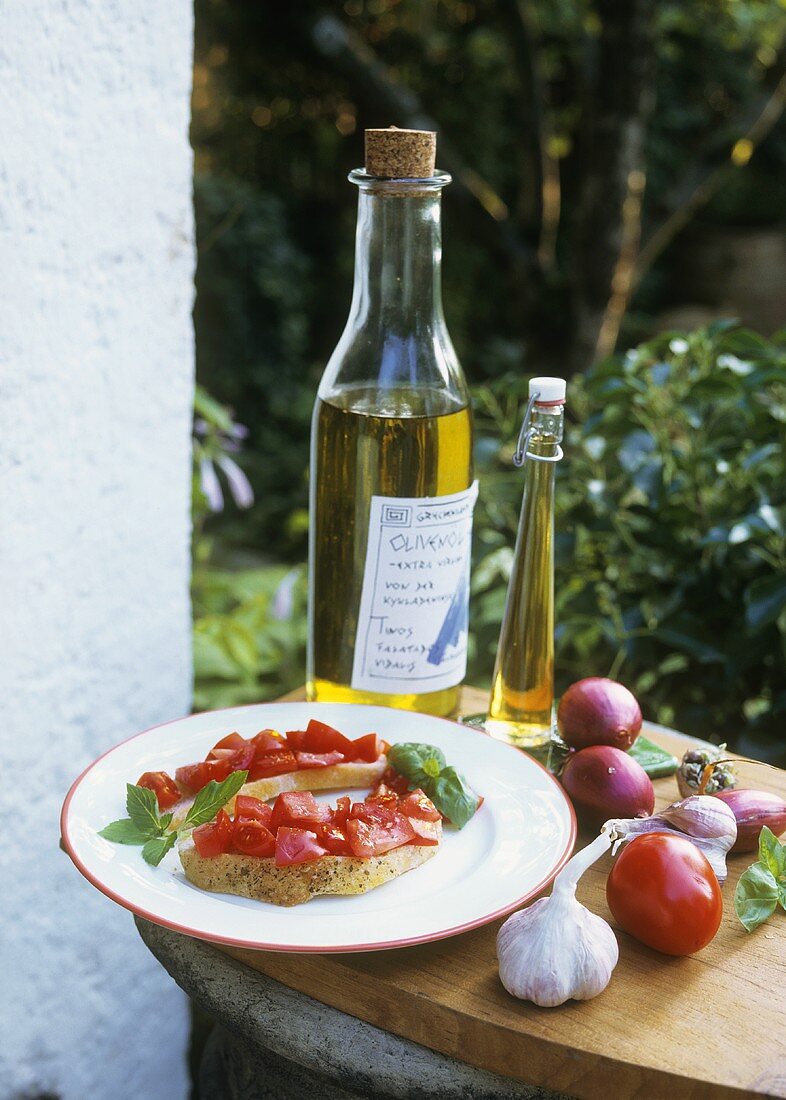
[351,482,478,695]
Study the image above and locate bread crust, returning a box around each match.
[179,827,441,906]
[169,758,387,830]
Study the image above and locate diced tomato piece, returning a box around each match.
[348,733,386,762]
[332,796,351,827]
[316,823,352,855]
[176,758,234,794]
[209,742,256,771]
[269,791,331,830]
[274,827,327,867]
[232,818,276,858]
[303,718,355,756]
[408,818,441,846]
[234,796,272,827]
[399,789,441,822]
[349,800,400,825]
[295,750,345,770]
[379,766,411,796]
[347,811,415,856]
[367,782,400,808]
[252,729,287,754]
[283,729,307,751]
[248,748,298,781]
[346,818,376,858]
[208,732,248,757]
[193,809,233,858]
[137,771,181,811]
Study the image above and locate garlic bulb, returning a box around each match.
[497,832,618,1007]
[605,795,737,883]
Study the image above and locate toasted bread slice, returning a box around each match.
[179,825,441,907]
[169,758,387,831]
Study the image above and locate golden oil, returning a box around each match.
[308,385,473,716]
[486,381,565,748]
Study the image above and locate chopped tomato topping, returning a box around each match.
[283,729,307,751]
[275,827,327,867]
[208,732,247,756]
[248,748,298,781]
[176,758,234,794]
[346,818,376,858]
[347,811,415,856]
[209,742,256,771]
[302,718,355,757]
[252,729,287,753]
[294,750,345,770]
[378,766,411,796]
[193,809,233,858]
[367,782,400,808]
[137,771,181,811]
[398,789,441,822]
[234,796,272,827]
[349,733,387,762]
[269,791,331,830]
[349,800,400,825]
[232,819,276,858]
[316,823,352,855]
[408,818,441,846]
[332,796,351,827]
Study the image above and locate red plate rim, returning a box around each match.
[60,701,577,953]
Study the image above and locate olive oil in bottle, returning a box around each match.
[486,378,566,747]
[307,128,475,716]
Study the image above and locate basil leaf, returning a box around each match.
[628,735,678,778]
[758,826,786,884]
[98,818,152,845]
[734,862,779,932]
[141,832,178,867]
[159,812,173,831]
[181,770,248,831]
[429,766,481,828]
[387,743,446,786]
[126,784,163,836]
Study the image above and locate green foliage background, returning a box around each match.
[193,324,786,762]
[191,1,786,761]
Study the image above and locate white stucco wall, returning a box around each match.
[0,3,194,1098]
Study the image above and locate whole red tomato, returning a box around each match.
[606,832,722,956]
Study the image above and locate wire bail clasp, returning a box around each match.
[512,391,564,467]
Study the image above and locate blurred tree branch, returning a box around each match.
[634,59,786,288]
[497,0,561,272]
[572,0,655,369]
[303,11,537,279]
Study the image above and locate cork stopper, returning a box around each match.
[365,126,437,178]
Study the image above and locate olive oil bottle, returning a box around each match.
[486,378,566,747]
[307,128,475,716]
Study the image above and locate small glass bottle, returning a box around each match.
[307,128,476,716]
[486,377,566,748]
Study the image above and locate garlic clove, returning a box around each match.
[605,795,737,883]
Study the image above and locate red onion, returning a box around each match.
[714,789,786,852]
[561,745,654,828]
[557,677,642,751]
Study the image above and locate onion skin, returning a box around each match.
[561,745,655,829]
[557,678,643,751]
[714,789,786,852]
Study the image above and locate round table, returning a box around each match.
[136,917,558,1100]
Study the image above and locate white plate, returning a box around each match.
[61,703,576,953]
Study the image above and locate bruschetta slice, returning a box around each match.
[136,719,389,830]
[178,787,442,906]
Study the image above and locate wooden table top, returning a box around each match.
[219,687,786,1100]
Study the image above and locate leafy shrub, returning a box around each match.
[193,323,786,760]
[193,563,307,712]
[472,323,786,759]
